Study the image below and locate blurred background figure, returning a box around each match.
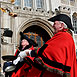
[3,61,12,77]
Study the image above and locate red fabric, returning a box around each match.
[38,31,77,77]
[12,56,42,77]
[29,45,34,50]
[25,65,42,77]
[12,46,42,77]
[12,46,34,77]
[12,63,30,77]
[12,32,77,77]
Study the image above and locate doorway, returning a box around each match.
[23,25,51,47]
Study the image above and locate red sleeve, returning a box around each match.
[29,45,34,50]
[14,49,19,56]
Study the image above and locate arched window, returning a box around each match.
[70,0,75,1]
[15,0,21,6]
[72,16,77,34]
[24,32,44,47]
[24,0,32,7]
[36,0,43,9]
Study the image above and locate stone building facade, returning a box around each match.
[0,0,77,72]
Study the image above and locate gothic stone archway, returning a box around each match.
[17,18,54,47]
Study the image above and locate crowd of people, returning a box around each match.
[3,14,77,77]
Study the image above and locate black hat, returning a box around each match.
[48,14,74,31]
[20,32,38,47]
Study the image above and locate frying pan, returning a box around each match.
[2,55,17,61]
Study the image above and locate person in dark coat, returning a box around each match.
[18,14,77,77]
[3,61,12,77]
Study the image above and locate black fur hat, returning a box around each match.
[48,14,74,31]
[20,32,38,47]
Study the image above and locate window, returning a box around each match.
[36,0,43,9]
[15,0,21,6]
[72,16,77,34]
[76,49,77,57]
[70,0,75,1]
[24,32,44,47]
[24,0,32,7]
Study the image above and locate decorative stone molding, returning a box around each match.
[23,7,33,11]
[61,0,69,5]
[35,8,45,13]
[13,6,50,18]
[16,18,54,44]
[58,6,71,14]
[14,6,21,10]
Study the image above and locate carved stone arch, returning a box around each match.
[17,18,54,44]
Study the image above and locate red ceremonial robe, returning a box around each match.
[36,31,77,77]
[12,46,42,77]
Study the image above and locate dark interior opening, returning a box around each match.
[23,25,51,42]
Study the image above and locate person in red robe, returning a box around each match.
[19,14,77,77]
[11,32,39,77]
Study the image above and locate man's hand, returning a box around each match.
[18,49,32,58]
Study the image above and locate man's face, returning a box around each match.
[21,39,29,47]
[53,21,63,33]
